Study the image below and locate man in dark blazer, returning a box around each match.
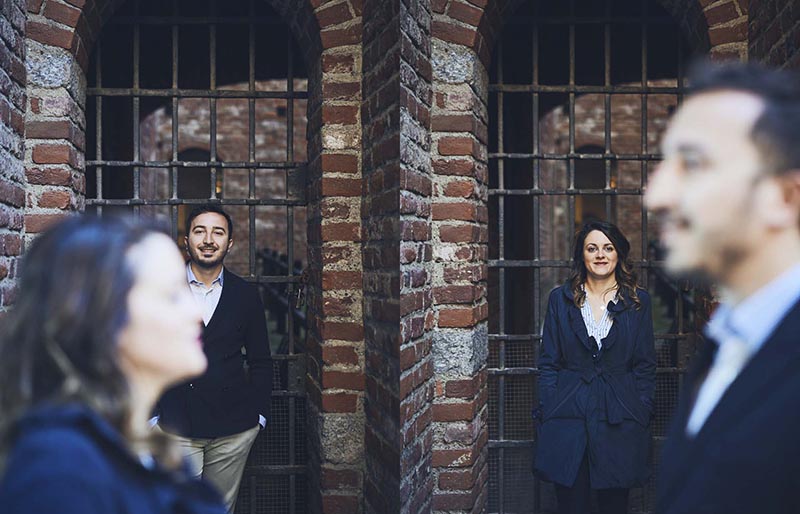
[157,204,272,513]
[645,61,800,514]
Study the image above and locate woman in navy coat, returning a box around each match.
[0,217,226,514]
[534,220,656,514]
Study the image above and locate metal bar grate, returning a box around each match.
[487,1,698,512]
[84,1,310,512]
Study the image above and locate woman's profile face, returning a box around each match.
[583,229,619,281]
[116,233,206,393]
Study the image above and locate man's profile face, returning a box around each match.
[645,90,770,282]
[185,212,233,269]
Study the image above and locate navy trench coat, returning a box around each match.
[533,284,656,489]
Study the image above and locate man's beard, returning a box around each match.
[189,246,227,269]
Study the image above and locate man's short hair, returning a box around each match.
[687,60,800,176]
[185,204,234,239]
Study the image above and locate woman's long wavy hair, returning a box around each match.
[569,220,641,310]
[0,216,180,471]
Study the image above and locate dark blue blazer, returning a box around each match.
[0,404,225,514]
[158,268,273,438]
[657,298,800,514]
[534,284,656,489]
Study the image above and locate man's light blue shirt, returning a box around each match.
[705,263,800,353]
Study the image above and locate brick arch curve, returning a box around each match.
[433,0,748,74]
[427,1,747,512]
[23,3,368,513]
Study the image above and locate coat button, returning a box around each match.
[189,383,194,388]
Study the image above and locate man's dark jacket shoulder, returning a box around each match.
[657,298,800,514]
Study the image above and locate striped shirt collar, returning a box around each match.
[186,262,224,288]
[705,262,800,354]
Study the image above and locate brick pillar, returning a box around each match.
[748,0,800,68]
[0,0,27,313]
[305,1,366,513]
[361,0,435,512]
[430,2,492,511]
[24,0,88,240]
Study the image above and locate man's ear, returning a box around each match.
[227,238,234,251]
[764,170,800,228]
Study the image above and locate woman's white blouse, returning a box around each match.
[580,293,617,349]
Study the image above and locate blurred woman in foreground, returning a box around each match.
[0,216,225,514]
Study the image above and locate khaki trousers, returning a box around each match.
[163,425,260,514]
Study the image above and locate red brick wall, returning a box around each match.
[360,0,403,509]
[430,1,497,511]
[749,0,800,68]
[0,0,26,313]
[305,1,365,513]
[361,0,437,511]
[397,0,435,511]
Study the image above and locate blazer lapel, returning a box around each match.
[690,299,800,446]
[204,267,232,332]
[567,300,595,352]
[660,299,800,504]
[658,337,717,507]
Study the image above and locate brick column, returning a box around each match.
[361,0,436,512]
[23,0,89,239]
[305,1,366,513]
[748,0,800,68]
[430,2,493,512]
[0,0,27,313]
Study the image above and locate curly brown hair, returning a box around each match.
[569,219,642,310]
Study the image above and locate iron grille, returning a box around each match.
[85,1,308,512]
[486,0,699,512]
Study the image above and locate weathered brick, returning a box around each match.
[322,104,359,124]
[704,1,741,26]
[26,167,72,186]
[38,189,72,209]
[322,270,362,289]
[447,1,483,26]
[321,153,359,173]
[26,20,74,49]
[320,467,361,490]
[433,284,478,304]
[431,202,477,221]
[709,21,748,46]
[323,368,366,390]
[321,177,362,196]
[432,20,476,47]
[316,1,353,28]
[321,392,359,413]
[321,23,361,49]
[322,346,360,366]
[43,0,81,27]
[25,213,67,233]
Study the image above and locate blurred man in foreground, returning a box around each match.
[646,61,800,514]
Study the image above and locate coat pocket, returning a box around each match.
[543,378,582,420]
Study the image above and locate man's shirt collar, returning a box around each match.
[186,262,224,288]
[705,263,800,354]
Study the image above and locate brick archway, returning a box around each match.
[22,1,367,513]
[427,1,748,512]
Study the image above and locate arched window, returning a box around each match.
[85,1,309,511]
[487,0,696,511]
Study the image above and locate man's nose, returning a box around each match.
[203,232,213,244]
[645,161,679,213]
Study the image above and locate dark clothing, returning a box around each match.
[657,299,800,514]
[555,454,629,514]
[159,268,272,438]
[0,404,225,514]
[534,284,656,489]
